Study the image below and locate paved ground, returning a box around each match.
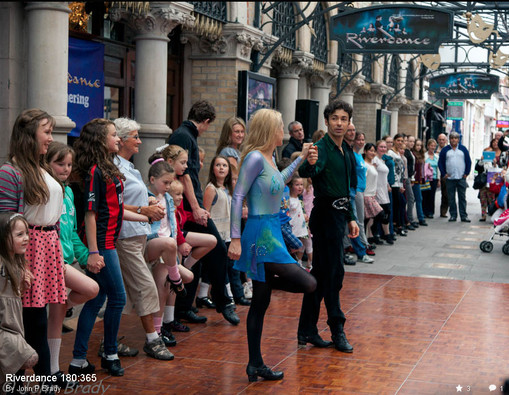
[346,184,509,283]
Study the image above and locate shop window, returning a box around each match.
[104,86,121,120]
[362,54,373,82]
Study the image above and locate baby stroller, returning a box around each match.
[480,184,509,255]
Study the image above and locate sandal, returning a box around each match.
[167,275,187,297]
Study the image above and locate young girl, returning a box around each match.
[288,176,313,270]
[70,118,149,377]
[158,145,216,331]
[46,142,100,383]
[145,158,193,344]
[0,109,66,380]
[203,155,249,306]
[0,212,38,387]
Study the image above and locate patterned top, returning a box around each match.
[231,151,301,239]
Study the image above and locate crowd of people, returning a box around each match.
[0,98,486,391]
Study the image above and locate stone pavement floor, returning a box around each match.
[346,185,509,283]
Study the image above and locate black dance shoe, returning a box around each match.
[221,303,240,325]
[234,296,251,306]
[297,334,333,348]
[195,296,216,309]
[100,357,124,376]
[332,332,353,353]
[176,309,207,324]
[246,364,284,382]
[68,359,95,375]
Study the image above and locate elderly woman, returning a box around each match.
[113,117,177,361]
[216,116,246,167]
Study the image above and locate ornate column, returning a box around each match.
[400,99,426,136]
[387,95,408,136]
[310,64,339,131]
[275,52,313,133]
[25,2,75,141]
[338,76,365,107]
[110,2,194,178]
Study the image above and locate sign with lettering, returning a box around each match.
[67,38,104,137]
[429,72,500,99]
[330,5,453,53]
[446,101,464,120]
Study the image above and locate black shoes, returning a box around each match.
[332,332,353,353]
[381,234,395,245]
[419,220,428,226]
[449,217,457,222]
[234,296,251,306]
[195,296,216,309]
[246,364,284,382]
[168,319,190,332]
[68,359,95,375]
[221,303,240,325]
[297,334,333,348]
[101,357,124,376]
[161,322,178,345]
[166,275,187,297]
[461,217,471,223]
[176,309,207,324]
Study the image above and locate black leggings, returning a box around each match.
[247,263,316,367]
[22,306,51,375]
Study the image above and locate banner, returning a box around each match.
[429,72,499,100]
[67,38,104,137]
[330,5,453,53]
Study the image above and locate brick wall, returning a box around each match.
[398,114,418,137]
[189,58,250,185]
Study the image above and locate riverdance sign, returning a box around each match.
[330,5,453,53]
[429,72,500,99]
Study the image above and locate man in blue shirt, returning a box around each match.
[438,131,472,222]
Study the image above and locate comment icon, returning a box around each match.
[489,384,497,392]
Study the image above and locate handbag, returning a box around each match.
[420,181,431,191]
[473,172,487,190]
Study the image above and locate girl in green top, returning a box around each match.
[45,142,101,384]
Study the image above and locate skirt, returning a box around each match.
[22,228,67,307]
[364,195,383,219]
[233,213,296,282]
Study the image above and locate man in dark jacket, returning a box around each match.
[167,100,240,327]
[282,121,305,158]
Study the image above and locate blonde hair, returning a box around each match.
[240,109,283,165]
[170,179,184,194]
[216,116,246,155]
[162,145,187,162]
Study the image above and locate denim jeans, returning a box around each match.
[73,248,126,358]
[412,183,425,222]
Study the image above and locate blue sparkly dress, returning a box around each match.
[231,150,302,282]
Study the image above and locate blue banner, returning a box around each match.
[429,72,500,99]
[330,5,453,54]
[67,38,104,137]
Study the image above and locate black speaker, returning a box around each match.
[295,99,320,142]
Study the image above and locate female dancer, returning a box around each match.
[228,109,317,382]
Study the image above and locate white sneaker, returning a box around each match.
[243,282,252,299]
[358,255,374,264]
